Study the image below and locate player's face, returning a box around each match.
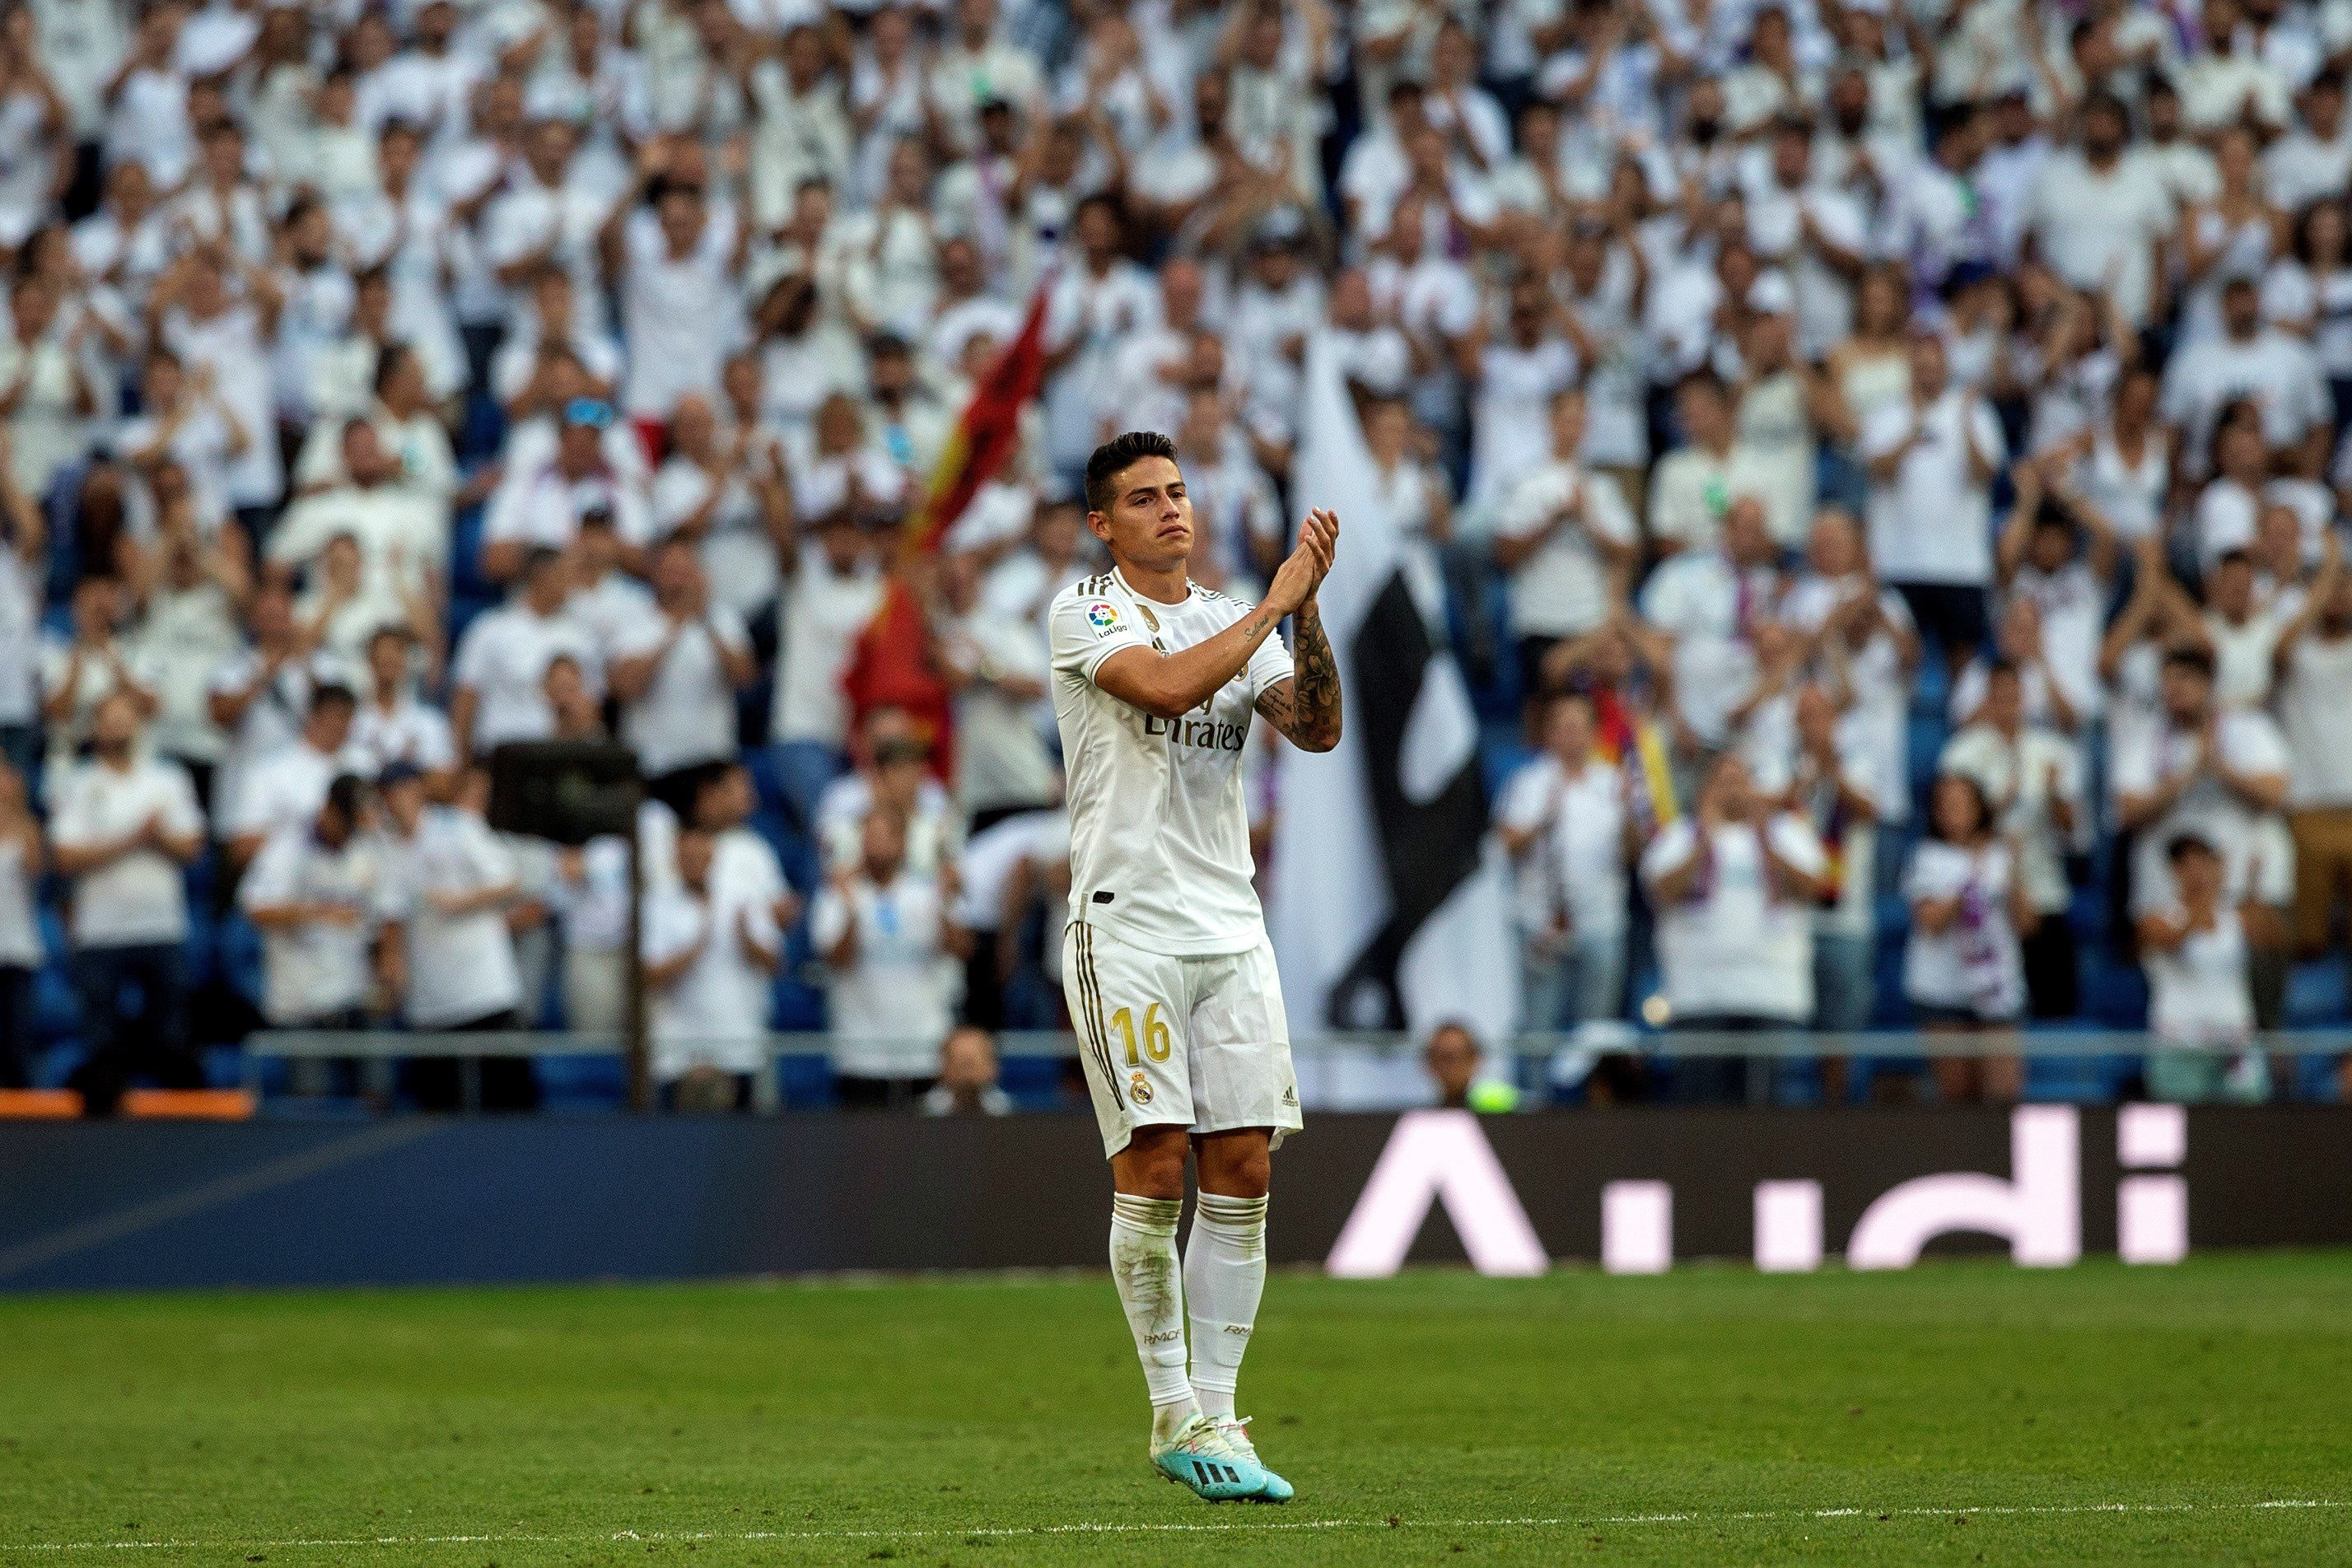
[1089,455,1194,571]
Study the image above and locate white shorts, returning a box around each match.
[1061,921,1303,1159]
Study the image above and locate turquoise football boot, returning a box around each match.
[1150,1413,1273,1501]
[1214,1417,1294,1502]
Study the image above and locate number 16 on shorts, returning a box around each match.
[1061,920,1303,1160]
[1066,922,1197,1155]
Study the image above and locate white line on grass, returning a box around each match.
[0,1498,2338,1552]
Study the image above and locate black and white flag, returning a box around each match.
[1268,333,1518,1048]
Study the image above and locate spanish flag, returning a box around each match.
[840,280,1053,774]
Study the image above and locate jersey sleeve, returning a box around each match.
[1048,590,1155,686]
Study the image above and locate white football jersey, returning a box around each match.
[1048,568,1295,956]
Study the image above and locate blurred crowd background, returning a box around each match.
[2,0,2351,1115]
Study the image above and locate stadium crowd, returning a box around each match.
[0,0,2350,1114]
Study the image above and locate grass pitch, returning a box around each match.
[1,1253,2347,1566]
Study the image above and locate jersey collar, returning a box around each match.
[1111,566,1194,609]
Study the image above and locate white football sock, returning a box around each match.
[1109,1192,1197,1441]
[1183,1192,1268,1421]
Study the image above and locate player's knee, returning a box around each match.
[1115,1127,1189,1200]
[1194,1132,1272,1199]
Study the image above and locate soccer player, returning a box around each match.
[1048,431,1342,1503]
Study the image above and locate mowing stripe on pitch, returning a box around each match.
[1,1498,2338,1552]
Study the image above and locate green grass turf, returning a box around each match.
[1,1253,2348,1567]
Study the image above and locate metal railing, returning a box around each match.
[242,1027,2351,1111]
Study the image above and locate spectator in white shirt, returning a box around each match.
[2025,94,2175,330]
[226,678,357,868]
[0,441,42,782]
[1646,370,1776,554]
[240,772,390,1034]
[1939,660,2090,1020]
[935,548,1056,829]
[2114,646,2294,965]
[2266,540,2352,1101]
[49,690,205,1114]
[769,510,884,824]
[41,573,159,762]
[651,392,792,627]
[347,623,455,793]
[449,546,599,763]
[1903,772,2033,1104]
[1860,329,2007,677]
[0,758,43,1088]
[920,1024,1015,1116]
[811,809,969,1108]
[607,538,755,783]
[203,585,348,832]
[2161,275,2331,479]
[2137,832,2272,1104]
[641,824,782,1112]
[1990,464,2117,724]
[1494,388,1638,701]
[1785,684,1880,1087]
[376,765,535,1111]
[1640,749,1828,1102]
[550,831,631,1035]
[481,396,654,586]
[598,138,748,428]
[1496,691,1631,1033]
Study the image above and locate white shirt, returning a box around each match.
[1467,337,1580,513]
[952,809,1068,931]
[2278,630,2352,808]
[1495,462,1636,640]
[1496,753,1628,940]
[1860,390,2006,586]
[2114,711,2292,913]
[1639,551,1775,747]
[0,546,39,725]
[2007,560,2106,719]
[940,605,1057,815]
[770,547,884,746]
[612,605,750,777]
[50,755,203,948]
[1640,814,1825,1024]
[483,461,654,556]
[809,869,957,1076]
[381,807,521,1029]
[2160,329,2331,474]
[2028,151,2175,326]
[0,833,40,967]
[451,604,600,753]
[652,452,779,616]
[1902,838,2025,1018]
[1938,722,2086,915]
[2145,904,2254,1048]
[346,696,456,781]
[642,880,778,1078]
[228,740,339,845]
[1048,569,1294,957]
[240,826,384,1024]
[619,208,744,417]
[270,479,449,587]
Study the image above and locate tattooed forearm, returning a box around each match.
[1264,601,1342,751]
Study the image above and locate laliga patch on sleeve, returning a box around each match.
[1085,601,1123,637]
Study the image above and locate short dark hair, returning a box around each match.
[322,772,368,826]
[2163,645,2217,680]
[1085,431,1178,515]
[2166,831,2219,865]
